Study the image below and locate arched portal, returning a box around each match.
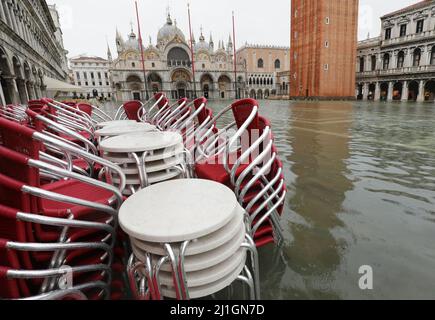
[257,89,263,100]
[217,75,231,99]
[264,89,270,99]
[0,47,14,104]
[408,81,419,101]
[424,80,435,101]
[380,82,389,101]
[126,74,143,101]
[249,89,256,99]
[171,69,191,99]
[200,74,213,99]
[393,82,403,101]
[147,72,162,94]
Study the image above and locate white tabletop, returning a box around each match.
[112,168,182,185]
[99,131,182,153]
[132,205,245,256]
[115,156,183,174]
[156,249,246,288]
[119,179,238,243]
[95,123,156,137]
[96,120,137,128]
[103,143,184,163]
[160,257,246,299]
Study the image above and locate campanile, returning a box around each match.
[290,0,359,99]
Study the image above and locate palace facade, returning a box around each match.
[237,44,290,99]
[111,13,246,101]
[0,1,69,105]
[356,0,435,101]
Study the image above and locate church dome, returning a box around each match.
[157,14,185,43]
[195,32,209,51]
[124,30,140,51]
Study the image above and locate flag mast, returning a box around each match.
[187,2,197,99]
[232,11,238,99]
[135,1,149,100]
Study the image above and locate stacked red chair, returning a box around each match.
[0,113,127,299]
[194,99,286,248]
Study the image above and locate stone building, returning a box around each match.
[290,0,359,99]
[236,44,290,99]
[111,13,246,101]
[356,0,435,102]
[0,0,69,105]
[70,54,113,99]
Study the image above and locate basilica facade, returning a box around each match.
[111,13,246,101]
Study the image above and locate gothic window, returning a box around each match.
[132,62,136,67]
[275,59,281,69]
[413,48,421,67]
[257,58,264,68]
[397,51,405,68]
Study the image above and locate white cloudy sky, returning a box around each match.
[46,0,417,58]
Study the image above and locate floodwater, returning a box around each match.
[208,100,435,300]
[104,99,435,300]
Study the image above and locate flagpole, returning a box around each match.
[232,11,238,99]
[187,2,197,99]
[135,1,149,100]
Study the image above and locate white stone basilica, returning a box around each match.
[111,13,246,101]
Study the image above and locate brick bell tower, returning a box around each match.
[290,0,359,100]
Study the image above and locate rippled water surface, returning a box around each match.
[105,100,435,299]
[208,100,435,300]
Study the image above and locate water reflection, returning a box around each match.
[281,103,353,298]
[102,100,435,299]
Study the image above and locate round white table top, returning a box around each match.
[96,120,137,128]
[119,179,238,243]
[156,249,246,288]
[102,143,184,163]
[95,123,156,137]
[160,258,246,299]
[99,131,182,153]
[131,205,244,256]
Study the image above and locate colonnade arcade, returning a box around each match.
[357,79,435,102]
[0,45,45,105]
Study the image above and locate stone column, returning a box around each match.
[417,80,425,102]
[387,82,394,101]
[0,80,6,106]
[362,83,369,100]
[374,82,381,101]
[401,81,409,101]
[0,0,6,22]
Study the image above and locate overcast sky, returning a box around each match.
[46,0,418,59]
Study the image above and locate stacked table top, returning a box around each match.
[119,179,247,299]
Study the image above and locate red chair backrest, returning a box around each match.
[158,97,169,109]
[61,101,77,107]
[76,103,93,116]
[123,100,142,121]
[231,99,259,132]
[0,117,41,159]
